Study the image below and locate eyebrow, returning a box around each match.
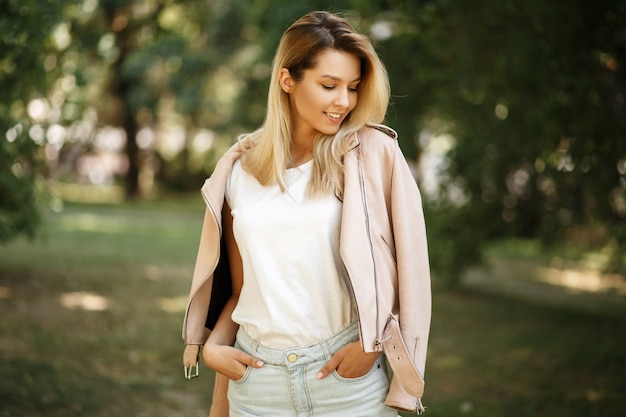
[320,75,361,83]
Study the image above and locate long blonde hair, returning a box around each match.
[241,11,390,196]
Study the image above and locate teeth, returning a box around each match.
[326,112,341,118]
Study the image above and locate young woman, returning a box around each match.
[182,11,431,416]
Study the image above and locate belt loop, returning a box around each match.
[320,336,332,360]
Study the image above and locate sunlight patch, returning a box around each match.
[144,265,162,281]
[158,296,187,313]
[0,286,11,299]
[60,291,110,311]
[586,389,604,402]
[537,267,626,295]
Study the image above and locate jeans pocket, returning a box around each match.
[332,357,383,383]
[231,365,252,385]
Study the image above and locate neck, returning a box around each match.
[289,148,313,168]
[290,141,313,167]
[290,123,315,152]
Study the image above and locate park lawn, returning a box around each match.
[0,200,624,417]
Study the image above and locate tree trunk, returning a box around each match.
[122,89,140,198]
[106,7,141,199]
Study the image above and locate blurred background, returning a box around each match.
[1,1,624,416]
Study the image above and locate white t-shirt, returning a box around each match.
[225,159,356,349]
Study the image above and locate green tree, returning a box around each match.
[59,0,217,197]
[6,0,624,282]
[381,0,626,280]
[0,0,61,242]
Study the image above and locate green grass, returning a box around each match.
[0,200,212,417]
[1,201,624,417]
[421,289,624,417]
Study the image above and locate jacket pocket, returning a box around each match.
[380,234,396,263]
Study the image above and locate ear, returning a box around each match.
[279,68,295,93]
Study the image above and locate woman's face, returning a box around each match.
[281,49,361,142]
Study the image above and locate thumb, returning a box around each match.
[234,349,264,368]
[317,351,342,380]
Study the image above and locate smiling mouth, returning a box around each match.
[325,112,343,120]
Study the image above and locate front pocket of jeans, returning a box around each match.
[231,365,252,385]
[332,358,382,383]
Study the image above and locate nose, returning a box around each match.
[334,88,350,108]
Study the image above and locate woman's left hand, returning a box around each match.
[316,340,381,379]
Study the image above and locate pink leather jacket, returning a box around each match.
[182,124,431,414]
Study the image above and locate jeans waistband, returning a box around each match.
[235,321,359,368]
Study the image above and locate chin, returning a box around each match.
[318,126,342,136]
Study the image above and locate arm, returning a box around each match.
[206,201,242,345]
[391,143,431,377]
[384,141,431,414]
[201,202,263,380]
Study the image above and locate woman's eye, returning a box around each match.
[322,85,335,90]
[349,86,359,92]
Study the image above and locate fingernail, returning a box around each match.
[256,360,264,367]
[316,372,323,379]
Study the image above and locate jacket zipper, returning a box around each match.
[356,143,382,351]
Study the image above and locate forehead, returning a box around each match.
[308,49,361,81]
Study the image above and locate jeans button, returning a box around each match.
[287,353,298,363]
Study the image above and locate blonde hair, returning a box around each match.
[241,11,390,196]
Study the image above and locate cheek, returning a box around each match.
[291,93,312,117]
[349,94,358,111]
[297,87,323,111]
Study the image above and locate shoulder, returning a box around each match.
[355,123,399,157]
[357,123,398,149]
[362,123,398,140]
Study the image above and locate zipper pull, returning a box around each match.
[374,339,382,352]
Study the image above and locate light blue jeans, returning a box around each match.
[228,321,398,417]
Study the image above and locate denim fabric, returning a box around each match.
[228,322,398,417]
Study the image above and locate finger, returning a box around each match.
[317,352,342,379]
[233,349,264,368]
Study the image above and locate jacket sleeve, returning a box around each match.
[182,208,221,345]
[183,145,239,344]
[384,141,432,413]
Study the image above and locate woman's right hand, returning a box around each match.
[202,343,264,381]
